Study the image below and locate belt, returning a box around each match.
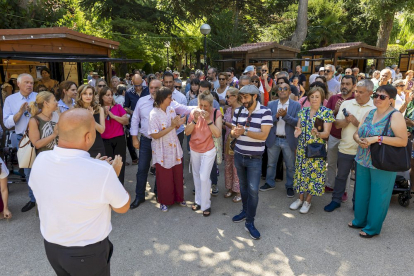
[241,154,262,159]
[140,135,152,140]
[276,135,286,139]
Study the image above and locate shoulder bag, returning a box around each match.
[305,109,327,159]
[17,119,38,168]
[370,110,411,171]
[212,109,223,164]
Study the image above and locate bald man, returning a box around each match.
[130,79,195,209]
[30,109,130,276]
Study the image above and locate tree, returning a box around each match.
[281,0,308,50]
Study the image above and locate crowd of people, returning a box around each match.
[0,64,412,239]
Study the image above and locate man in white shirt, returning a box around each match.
[309,66,321,85]
[87,72,99,87]
[325,64,341,95]
[2,73,38,212]
[30,109,130,276]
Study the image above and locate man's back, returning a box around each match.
[30,147,129,247]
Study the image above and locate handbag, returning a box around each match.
[229,106,244,151]
[17,124,37,168]
[370,110,411,172]
[304,109,327,159]
[212,109,223,165]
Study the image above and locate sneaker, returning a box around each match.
[324,201,341,212]
[245,222,261,240]
[150,167,156,175]
[211,185,219,197]
[286,188,294,198]
[160,204,168,212]
[232,210,246,223]
[299,201,311,214]
[325,186,334,193]
[21,201,36,212]
[341,192,348,203]
[192,189,195,195]
[259,183,275,192]
[132,159,138,165]
[179,201,187,207]
[289,199,303,210]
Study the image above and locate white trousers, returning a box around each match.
[191,147,216,211]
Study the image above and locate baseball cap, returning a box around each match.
[319,67,325,72]
[243,66,254,74]
[239,84,260,95]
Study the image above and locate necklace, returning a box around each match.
[41,112,52,120]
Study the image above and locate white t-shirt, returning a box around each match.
[327,78,341,95]
[216,86,229,102]
[30,146,129,247]
[276,100,289,136]
[0,158,9,179]
[395,93,404,112]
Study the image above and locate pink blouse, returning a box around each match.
[101,104,126,139]
[148,106,183,169]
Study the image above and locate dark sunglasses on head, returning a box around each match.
[278,87,289,91]
[98,85,106,88]
[174,86,182,89]
[373,93,389,100]
[218,78,226,81]
[324,70,331,73]
[277,81,285,85]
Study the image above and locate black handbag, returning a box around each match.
[230,107,244,151]
[304,109,327,159]
[370,110,411,172]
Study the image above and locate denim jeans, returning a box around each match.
[332,152,355,203]
[135,136,153,200]
[234,152,262,223]
[265,137,295,189]
[16,134,35,202]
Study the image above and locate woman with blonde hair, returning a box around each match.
[57,81,77,113]
[223,87,242,202]
[28,92,59,153]
[185,90,222,217]
[99,87,128,183]
[75,84,105,157]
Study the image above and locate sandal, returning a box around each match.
[348,222,362,229]
[224,190,233,198]
[203,208,211,217]
[191,204,200,211]
[232,195,242,203]
[179,201,187,207]
[359,231,378,238]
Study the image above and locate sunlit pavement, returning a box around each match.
[1,151,414,276]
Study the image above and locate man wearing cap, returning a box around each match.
[230,84,272,240]
[309,66,321,85]
[88,72,99,87]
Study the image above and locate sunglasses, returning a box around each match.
[174,86,182,89]
[324,70,331,73]
[245,116,252,128]
[373,93,389,100]
[278,87,289,91]
[261,69,267,72]
[219,78,226,81]
[24,110,30,117]
[225,95,234,99]
[252,80,260,84]
[98,85,106,88]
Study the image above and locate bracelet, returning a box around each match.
[192,120,197,125]
[207,121,213,126]
[378,135,383,145]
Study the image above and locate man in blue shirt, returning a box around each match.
[3,73,38,212]
[123,74,149,165]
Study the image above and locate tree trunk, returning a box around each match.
[281,0,308,50]
[376,11,395,69]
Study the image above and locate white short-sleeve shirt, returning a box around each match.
[29,146,129,247]
[0,158,9,179]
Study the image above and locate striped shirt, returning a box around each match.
[232,102,273,156]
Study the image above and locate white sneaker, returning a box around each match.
[290,199,303,210]
[299,201,311,214]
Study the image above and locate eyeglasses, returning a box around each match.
[134,84,143,87]
[98,85,106,88]
[373,93,389,100]
[174,86,182,89]
[278,87,289,91]
[324,70,331,73]
[218,78,226,81]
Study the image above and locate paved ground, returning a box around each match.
[1,151,414,276]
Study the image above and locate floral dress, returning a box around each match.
[224,106,240,193]
[293,106,335,196]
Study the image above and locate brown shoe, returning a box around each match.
[132,159,139,165]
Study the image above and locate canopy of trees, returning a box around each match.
[1,0,414,72]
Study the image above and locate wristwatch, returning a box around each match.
[243,129,248,136]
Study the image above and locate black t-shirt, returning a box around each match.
[297,74,306,86]
[290,85,299,97]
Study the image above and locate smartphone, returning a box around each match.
[342,108,349,117]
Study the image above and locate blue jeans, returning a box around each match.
[16,134,35,202]
[135,136,153,200]
[234,152,262,223]
[265,137,295,189]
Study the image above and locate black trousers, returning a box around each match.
[125,128,138,161]
[103,135,127,184]
[44,237,113,276]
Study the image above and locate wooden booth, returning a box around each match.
[399,49,414,75]
[308,42,387,74]
[0,27,141,85]
[216,42,300,74]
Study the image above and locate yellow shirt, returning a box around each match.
[337,99,375,155]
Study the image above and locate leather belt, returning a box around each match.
[276,135,286,139]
